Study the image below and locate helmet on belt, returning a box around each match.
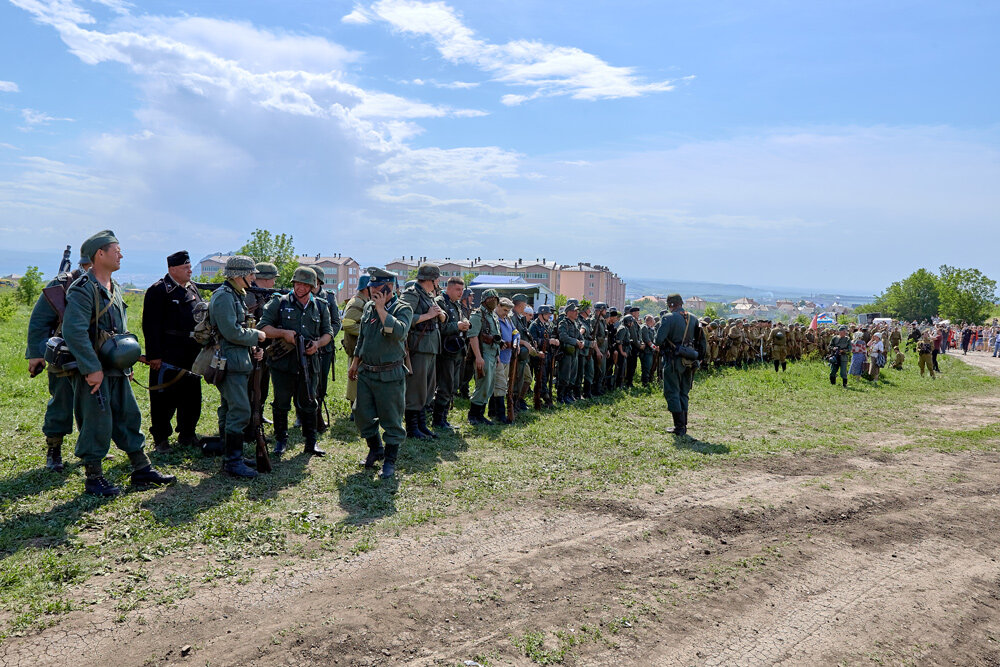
[98,332,142,370]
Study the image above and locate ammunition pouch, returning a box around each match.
[266,339,296,361]
[44,336,77,374]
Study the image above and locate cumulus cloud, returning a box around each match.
[4,0,513,255]
[0,80,19,92]
[349,0,677,104]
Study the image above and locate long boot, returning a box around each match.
[381,443,399,479]
[494,397,511,425]
[487,397,498,420]
[582,380,591,399]
[416,408,438,439]
[223,432,258,478]
[842,377,848,388]
[302,412,325,456]
[363,434,384,469]
[781,361,787,372]
[774,360,780,372]
[677,411,688,437]
[272,408,289,456]
[830,373,836,385]
[406,410,431,440]
[45,435,64,472]
[667,412,683,434]
[315,403,328,433]
[431,403,453,432]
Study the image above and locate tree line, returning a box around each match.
[857,266,997,324]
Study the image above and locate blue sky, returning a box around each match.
[1,0,997,294]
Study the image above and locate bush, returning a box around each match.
[0,291,16,323]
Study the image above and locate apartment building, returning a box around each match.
[555,263,627,306]
[197,252,361,304]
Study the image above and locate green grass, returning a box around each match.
[1,300,999,639]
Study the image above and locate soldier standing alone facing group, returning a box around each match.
[655,294,706,438]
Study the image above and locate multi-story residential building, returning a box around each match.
[554,263,626,306]
[384,256,561,292]
[295,253,362,305]
[197,252,361,304]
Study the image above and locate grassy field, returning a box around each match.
[1,299,998,641]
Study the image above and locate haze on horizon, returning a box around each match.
[0,0,997,297]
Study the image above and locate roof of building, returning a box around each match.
[388,257,559,270]
[297,254,357,266]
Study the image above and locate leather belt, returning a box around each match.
[360,360,404,373]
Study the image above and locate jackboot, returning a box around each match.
[781,362,787,372]
[842,377,848,388]
[381,443,399,479]
[676,411,688,437]
[435,403,456,431]
[774,360,780,372]
[223,432,258,478]
[667,412,683,434]
[406,410,431,439]
[45,435,64,472]
[302,412,326,456]
[583,380,592,399]
[416,408,438,439]
[154,438,172,453]
[468,402,492,426]
[829,374,836,385]
[272,409,289,456]
[315,405,328,433]
[363,435,384,470]
[493,397,511,425]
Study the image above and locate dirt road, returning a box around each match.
[3,359,1000,666]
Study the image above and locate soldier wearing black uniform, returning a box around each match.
[142,251,203,452]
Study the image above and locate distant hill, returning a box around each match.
[624,277,875,308]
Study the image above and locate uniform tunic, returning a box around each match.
[26,271,83,438]
[467,304,502,406]
[142,273,203,442]
[209,281,261,436]
[62,270,148,467]
[433,293,464,409]
[557,316,583,387]
[655,309,705,413]
[341,294,367,403]
[354,297,413,446]
[259,292,333,417]
[400,283,440,411]
[639,323,656,384]
[317,289,342,401]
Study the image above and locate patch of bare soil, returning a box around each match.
[4,444,1000,667]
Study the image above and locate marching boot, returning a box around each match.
[842,377,848,388]
[667,412,683,434]
[564,383,576,404]
[302,412,325,456]
[829,374,837,385]
[363,435,384,470]
[773,360,780,372]
[131,464,177,488]
[406,410,431,439]
[470,402,493,425]
[416,408,438,439]
[272,409,289,457]
[45,435,64,472]
[431,403,453,431]
[315,405,328,433]
[84,462,121,497]
[223,433,257,478]
[487,397,499,420]
[676,411,688,437]
[494,397,511,425]
[381,443,399,479]
[781,361,787,372]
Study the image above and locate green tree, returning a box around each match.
[794,314,810,325]
[462,271,477,286]
[937,265,997,324]
[0,291,17,323]
[869,268,940,322]
[16,266,43,305]
[703,305,718,319]
[237,229,297,287]
[554,294,567,310]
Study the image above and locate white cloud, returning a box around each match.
[3,0,515,256]
[0,80,19,93]
[403,78,479,89]
[341,6,373,25]
[20,108,74,125]
[353,0,677,104]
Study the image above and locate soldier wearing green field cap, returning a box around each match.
[308,265,342,433]
[432,275,470,430]
[26,250,92,472]
[590,302,608,397]
[556,301,584,404]
[639,314,657,385]
[62,230,175,495]
[467,288,502,424]
[511,293,534,410]
[348,268,412,479]
[209,255,267,478]
[575,302,596,399]
[401,263,443,439]
[259,266,333,457]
